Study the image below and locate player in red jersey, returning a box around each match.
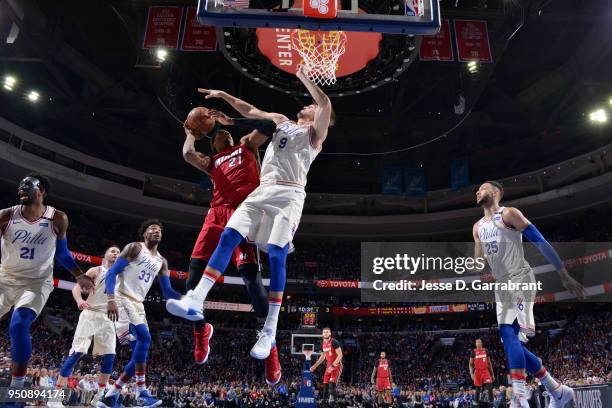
[371,351,394,407]
[469,339,494,407]
[182,123,281,384]
[310,327,343,406]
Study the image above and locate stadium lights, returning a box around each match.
[3,75,16,91]
[609,98,612,107]
[589,109,607,124]
[155,49,168,62]
[27,90,40,103]
[467,61,478,73]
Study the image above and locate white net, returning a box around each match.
[291,29,347,86]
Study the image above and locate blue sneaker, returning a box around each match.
[96,394,120,408]
[135,389,162,408]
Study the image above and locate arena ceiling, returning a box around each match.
[0,0,610,193]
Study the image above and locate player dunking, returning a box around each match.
[182,124,282,384]
[51,246,121,407]
[473,181,585,408]
[167,64,334,362]
[97,220,181,408]
[469,339,494,407]
[310,327,343,406]
[371,352,394,407]
[0,174,94,390]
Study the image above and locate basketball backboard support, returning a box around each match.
[291,333,322,355]
[197,0,441,35]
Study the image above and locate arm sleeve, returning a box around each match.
[159,275,181,300]
[522,224,564,270]
[232,118,277,137]
[104,256,130,295]
[54,238,79,271]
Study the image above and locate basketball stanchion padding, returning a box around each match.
[304,0,338,19]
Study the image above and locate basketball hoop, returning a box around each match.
[291,29,347,86]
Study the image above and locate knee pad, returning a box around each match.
[208,228,243,273]
[499,324,526,370]
[239,263,269,318]
[101,354,115,374]
[9,308,36,363]
[133,324,151,363]
[59,352,83,377]
[267,244,288,292]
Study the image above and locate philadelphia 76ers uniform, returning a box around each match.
[114,243,164,339]
[477,207,536,342]
[191,144,259,266]
[70,265,117,356]
[226,121,319,252]
[0,205,56,316]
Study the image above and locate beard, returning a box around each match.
[18,193,34,206]
[477,194,491,206]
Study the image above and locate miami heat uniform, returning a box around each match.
[477,207,537,342]
[322,337,343,384]
[114,244,164,339]
[376,358,392,392]
[192,144,260,266]
[471,348,493,387]
[0,205,56,317]
[227,121,319,252]
[70,265,117,356]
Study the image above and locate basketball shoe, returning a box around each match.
[166,290,204,321]
[250,330,274,359]
[265,344,282,386]
[548,385,576,408]
[194,323,214,364]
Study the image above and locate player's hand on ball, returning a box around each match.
[198,88,225,99]
[77,300,90,311]
[107,300,119,321]
[76,274,95,293]
[559,268,586,300]
[207,109,234,126]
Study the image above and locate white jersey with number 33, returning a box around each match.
[0,205,57,281]
[116,243,163,302]
[259,121,320,188]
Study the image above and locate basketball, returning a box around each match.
[185,107,215,139]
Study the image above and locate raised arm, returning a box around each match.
[198,89,288,124]
[206,109,275,153]
[183,127,211,173]
[296,65,333,149]
[502,207,585,299]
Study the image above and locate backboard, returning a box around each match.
[198,0,441,35]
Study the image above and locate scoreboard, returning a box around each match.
[301,311,317,328]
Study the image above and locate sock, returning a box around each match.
[135,371,146,392]
[106,376,127,398]
[10,373,25,387]
[263,295,282,337]
[535,367,562,398]
[98,383,107,394]
[192,270,218,302]
[511,372,529,407]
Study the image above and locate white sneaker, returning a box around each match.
[166,290,204,321]
[510,396,530,408]
[46,401,64,408]
[548,385,576,408]
[250,331,274,360]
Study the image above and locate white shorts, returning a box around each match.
[70,309,117,356]
[114,294,147,344]
[495,270,536,343]
[0,274,54,317]
[227,183,307,252]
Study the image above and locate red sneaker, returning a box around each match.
[264,344,282,386]
[193,323,214,364]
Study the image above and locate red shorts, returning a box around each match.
[376,378,392,392]
[191,206,257,266]
[474,370,493,387]
[323,364,343,384]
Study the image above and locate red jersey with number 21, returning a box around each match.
[207,144,259,209]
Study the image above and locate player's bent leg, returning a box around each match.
[238,263,269,320]
[9,307,36,387]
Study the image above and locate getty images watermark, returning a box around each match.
[360,242,610,303]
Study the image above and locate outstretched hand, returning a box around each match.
[207,109,234,126]
[559,268,586,300]
[198,88,225,99]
